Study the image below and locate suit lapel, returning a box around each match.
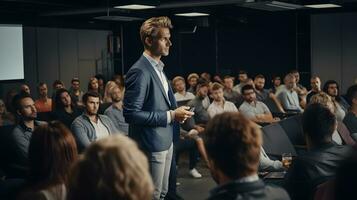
[141,56,171,106]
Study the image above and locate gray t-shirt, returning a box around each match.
[239,101,271,120]
[104,105,129,135]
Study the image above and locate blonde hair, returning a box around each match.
[172,76,185,86]
[103,81,119,103]
[309,92,336,113]
[140,16,173,49]
[67,135,153,200]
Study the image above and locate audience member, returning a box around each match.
[277,73,303,112]
[9,93,46,176]
[35,83,52,113]
[343,85,357,138]
[53,89,82,128]
[208,83,238,118]
[200,72,212,83]
[323,80,349,121]
[68,78,84,107]
[239,84,274,123]
[87,77,99,94]
[187,73,199,94]
[95,74,106,98]
[233,70,248,94]
[67,135,153,200]
[18,122,77,200]
[306,76,321,104]
[270,75,281,94]
[187,80,211,125]
[0,99,14,126]
[284,104,352,200]
[172,76,195,102]
[103,81,119,103]
[104,86,129,135]
[205,112,289,200]
[20,84,31,95]
[71,92,119,152]
[290,70,308,104]
[212,75,223,84]
[223,76,242,106]
[111,74,125,89]
[51,80,65,104]
[4,89,18,114]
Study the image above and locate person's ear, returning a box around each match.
[145,37,153,48]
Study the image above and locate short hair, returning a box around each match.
[187,73,199,81]
[309,92,335,111]
[12,92,31,112]
[28,121,78,186]
[310,75,320,80]
[211,82,224,91]
[82,92,100,104]
[140,16,173,49]
[284,73,295,81]
[254,74,265,80]
[71,78,80,84]
[290,69,299,74]
[302,103,336,146]
[67,135,153,200]
[346,85,357,105]
[196,78,210,89]
[54,88,73,111]
[204,112,261,179]
[38,82,47,88]
[223,75,234,81]
[241,84,255,94]
[172,76,185,85]
[238,70,247,75]
[52,80,64,88]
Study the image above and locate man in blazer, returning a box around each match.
[123,16,194,200]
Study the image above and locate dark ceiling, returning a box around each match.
[0,0,357,28]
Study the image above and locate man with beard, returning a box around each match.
[9,93,46,175]
[306,76,321,104]
[104,86,129,135]
[71,92,119,152]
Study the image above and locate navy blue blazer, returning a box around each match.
[123,55,178,152]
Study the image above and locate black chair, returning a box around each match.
[261,123,297,157]
[36,112,53,122]
[279,115,305,146]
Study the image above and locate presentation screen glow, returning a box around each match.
[0,25,24,81]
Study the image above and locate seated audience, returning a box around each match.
[187,80,211,125]
[0,99,14,126]
[309,92,343,145]
[187,73,199,94]
[20,84,31,95]
[71,92,119,152]
[223,76,242,106]
[173,76,195,102]
[9,93,46,176]
[233,70,248,94]
[205,112,290,200]
[95,74,106,98]
[67,135,153,200]
[111,74,125,90]
[208,83,238,118]
[239,84,274,124]
[323,80,349,121]
[200,72,212,84]
[277,73,303,112]
[284,104,353,200]
[53,89,82,128]
[35,83,52,113]
[68,78,84,107]
[212,75,223,84]
[103,81,118,103]
[306,76,321,104]
[104,85,129,135]
[51,80,65,103]
[270,75,281,94]
[290,70,308,107]
[87,77,99,94]
[18,121,78,200]
[343,85,357,138]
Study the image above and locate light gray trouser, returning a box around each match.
[149,143,173,200]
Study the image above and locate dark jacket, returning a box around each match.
[284,143,353,200]
[208,179,290,200]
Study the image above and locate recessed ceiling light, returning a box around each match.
[175,12,210,17]
[114,4,156,10]
[305,4,341,8]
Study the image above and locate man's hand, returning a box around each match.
[173,106,194,123]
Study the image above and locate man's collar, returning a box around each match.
[19,120,38,132]
[143,52,165,71]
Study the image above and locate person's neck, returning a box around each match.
[144,50,161,63]
[23,120,35,130]
[178,90,186,95]
[312,88,321,93]
[85,112,98,123]
[64,105,73,113]
[113,101,123,109]
[214,99,224,106]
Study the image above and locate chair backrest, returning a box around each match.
[279,115,306,146]
[262,97,280,114]
[314,179,335,200]
[337,122,356,145]
[261,123,297,157]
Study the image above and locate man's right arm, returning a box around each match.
[71,121,91,152]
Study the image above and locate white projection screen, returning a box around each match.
[0,25,24,81]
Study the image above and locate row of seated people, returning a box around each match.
[1,103,356,200]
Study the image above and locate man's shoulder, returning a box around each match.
[263,185,290,200]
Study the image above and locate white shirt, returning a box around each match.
[90,118,110,139]
[174,91,195,102]
[207,100,238,118]
[143,53,172,124]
